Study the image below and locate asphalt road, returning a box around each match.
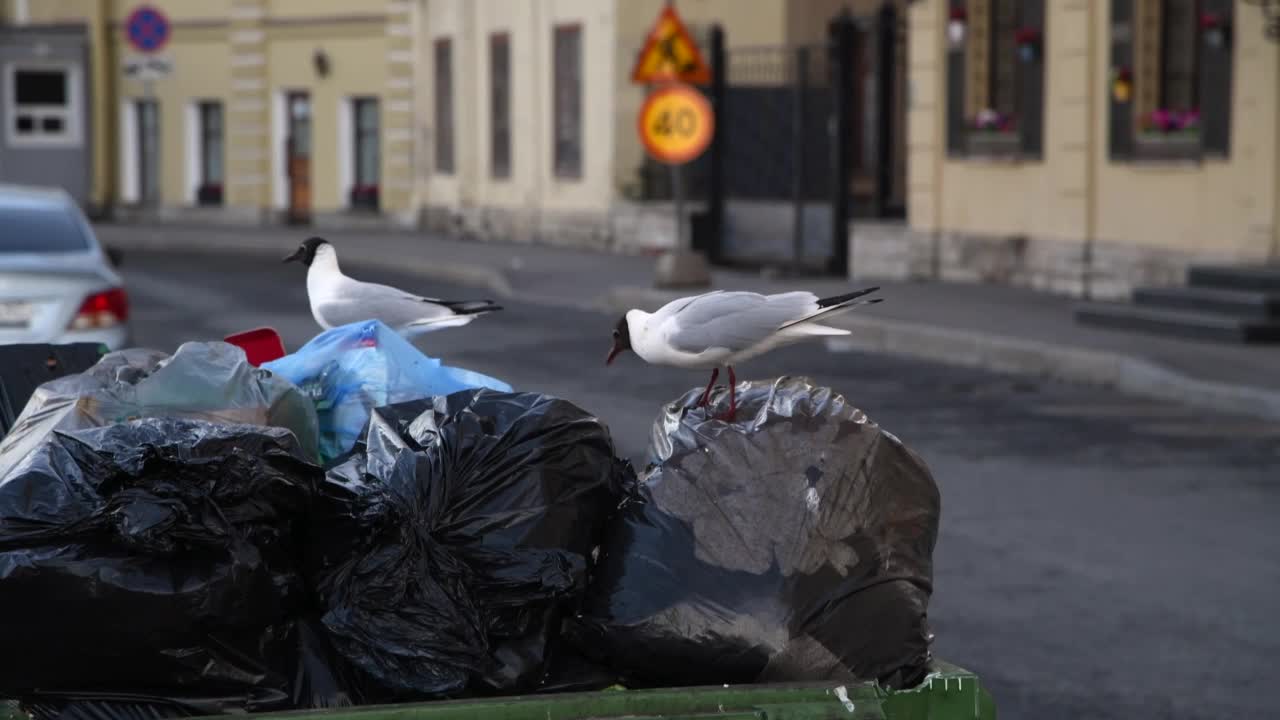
[121,250,1278,720]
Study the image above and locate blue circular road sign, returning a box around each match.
[125,5,170,54]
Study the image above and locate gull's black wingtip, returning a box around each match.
[816,286,881,308]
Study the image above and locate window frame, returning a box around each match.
[1132,0,1205,160]
[4,61,83,148]
[197,100,223,206]
[945,0,1045,160]
[434,37,455,175]
[490,32,512,180]
[351,96,380,211]
[1110,0,1233,162]
[552,23,583,180]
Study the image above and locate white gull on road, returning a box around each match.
[283,237,502,336]
[606,286,882,420]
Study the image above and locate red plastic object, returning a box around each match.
[224,327,286,367]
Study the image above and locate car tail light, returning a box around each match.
[69,288,129,330]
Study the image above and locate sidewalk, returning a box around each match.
[97,222,1280,421]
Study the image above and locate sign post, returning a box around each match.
[638,84,714,255]
[632,2,715,289]
[123,5,170,207]
[123,6,171,94]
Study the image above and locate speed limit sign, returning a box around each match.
[638,84,714,164]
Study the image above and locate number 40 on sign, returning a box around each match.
[638,83,714,165]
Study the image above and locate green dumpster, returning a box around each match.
[2,661,993,720]
[256,661,992,720]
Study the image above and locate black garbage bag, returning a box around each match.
[570,376,940,690]
[309,390,633,701]
[0,418,353,712]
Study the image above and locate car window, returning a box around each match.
[0,205,91,253]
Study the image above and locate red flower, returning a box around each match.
[1014,26,1041,45]
[949,6,967,21]
[1199,12,1221,30]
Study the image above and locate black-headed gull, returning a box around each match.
[283,237,502,336]
[606,287,882,420]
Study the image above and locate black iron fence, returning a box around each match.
[667,4,905,275]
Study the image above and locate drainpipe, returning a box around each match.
[1273,38,1280,263]
[98,0,118,217]
[14,0,29,24]
[1082,0,1098,297]
[927,0,945,280]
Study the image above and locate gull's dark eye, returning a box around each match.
[612,329,620,339]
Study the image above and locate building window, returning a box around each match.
[4,64,81,147]
[136,99,160,206]
[945,0,1045,159]
[1109,0,1233,160]
[352,97,380,210]
[490,32,511,180]
[553,24,582,179]
[197,102,223,206]
[435,38,454,174]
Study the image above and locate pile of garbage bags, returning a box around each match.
[0,324,941,718]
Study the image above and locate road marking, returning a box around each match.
[1033,403,1194,419]
[1132,421,1280,439]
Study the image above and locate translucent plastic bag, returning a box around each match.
[0,342,320,477]
[262,321,512,463]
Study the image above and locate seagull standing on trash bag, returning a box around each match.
[283,237,503,337]
[606,287,882,421]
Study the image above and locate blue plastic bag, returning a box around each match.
[262,320,511,462]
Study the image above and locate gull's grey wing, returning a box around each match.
[319,278,457,328]
[666,290,818,354]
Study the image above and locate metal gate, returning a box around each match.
[691,4,905,275]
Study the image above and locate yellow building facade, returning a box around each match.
[877,0,1280,298]
[3,0,874,249]
[8,0,414,225]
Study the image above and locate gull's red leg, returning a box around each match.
[715,366,738,422]
[696,368,719,407]
[727,366,737,421]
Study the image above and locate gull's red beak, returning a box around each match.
[606,339,623,366]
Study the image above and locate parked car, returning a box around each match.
[0,184,130,351]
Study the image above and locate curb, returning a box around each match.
[107,236,514,299]
[600,286,1280,423]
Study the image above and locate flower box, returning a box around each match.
[1135,132,1201,160]
[197,183,223,206]
[349,184,380,211]
[967,131,1022,157]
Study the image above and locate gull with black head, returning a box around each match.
[283,237,503,336]
[607,286,882,421]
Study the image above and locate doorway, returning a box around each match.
[285,91,311,224]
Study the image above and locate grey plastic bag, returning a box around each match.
[572,376,940,689]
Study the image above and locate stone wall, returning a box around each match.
[848,221,1245,300]
[419,200,691,255]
